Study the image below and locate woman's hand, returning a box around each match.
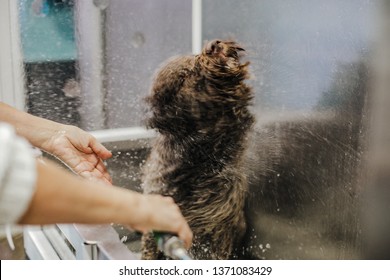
[129,194,193,249]
[42,125,113,184]
[0,103,113,184]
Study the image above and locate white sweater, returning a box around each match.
[0,123,36,225]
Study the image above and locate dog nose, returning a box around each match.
[205,40,222,55]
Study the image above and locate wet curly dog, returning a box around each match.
[141,39,255,259]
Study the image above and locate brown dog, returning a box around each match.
[141,39,255,259]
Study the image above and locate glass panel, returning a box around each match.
[104,0,192,128]
[19,0,79,126]
[203,0,381,259]
[203,0,377,112]
[19,0,191,129]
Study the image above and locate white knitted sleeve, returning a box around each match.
[0,123,37,224]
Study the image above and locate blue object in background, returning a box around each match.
[19,0,77,63]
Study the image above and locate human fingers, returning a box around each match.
[176,221,193,249]
[94,158,113,184]
[68,152,110,183]
[66,125,112,160]
[79,167,112,185]
[75,157,111,184]
[156,196,193,248]
[166,212,193,248]
[89,137,112,160]
[130,194,193,245]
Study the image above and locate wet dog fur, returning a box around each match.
[141,39,255,259]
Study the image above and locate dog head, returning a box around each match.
[145,39,253,137]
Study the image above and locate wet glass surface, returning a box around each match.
[17,0,390,259]
[19,0,80,125]
[201,0,380,259]
[103,0,192,128]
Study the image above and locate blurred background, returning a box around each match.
[1,0,389,259]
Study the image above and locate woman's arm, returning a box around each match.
[18,159,192,248]
[0,102,112,184]
[0,102,63,149]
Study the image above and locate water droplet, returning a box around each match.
[132,32,145,48]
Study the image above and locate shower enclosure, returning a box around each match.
[1,0,389,259]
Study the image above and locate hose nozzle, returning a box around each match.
[154,232,192,260]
